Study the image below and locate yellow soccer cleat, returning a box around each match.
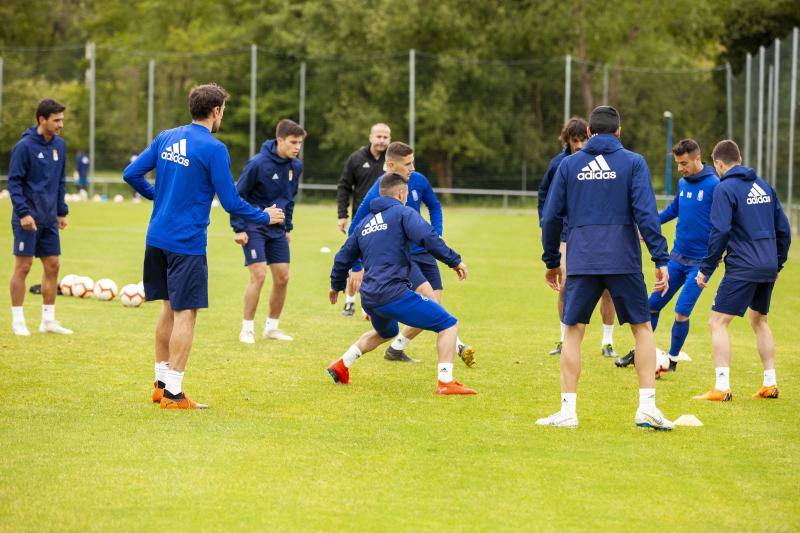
[693,388,733,402]
[752,385,779,399]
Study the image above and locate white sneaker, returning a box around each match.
[263,328,293,341]
[39,320,73,335]
[535,411,579,428]
[239,329,255,344]
[12,322,31,336]
[635,407,675,431]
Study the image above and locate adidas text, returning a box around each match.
[577,169,616,180]
[161,151,190,167]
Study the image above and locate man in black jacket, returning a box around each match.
[336,123,391,316]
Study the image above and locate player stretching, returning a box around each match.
[233,119,305,344]
[539,106,674,430]
[327,173,476,395]
[337,123,391,316]
[616,139,719,371]
[694,140,791,401]
[539,117,618,357]
[349,142,475,366]
[124,84,284,409]
[8,99,72,336]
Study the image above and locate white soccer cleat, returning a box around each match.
[635,407,674,431]
[263,328,293,341]
[239,329,255,344]
[38,320,73,335]
[12,322,31,336]
[535,411,579,429]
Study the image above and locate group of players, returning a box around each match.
[6,87,792,428]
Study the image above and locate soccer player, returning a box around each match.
[8,98,72,336]
[233,119,305,344]
[615,139,719,371]
[539,106,674,430]
[336,123,391,316]
[348,142,475,367]
[123,83,285,410]
[694,140,791,401]
[327,172,476,395]
[538,117,618,357]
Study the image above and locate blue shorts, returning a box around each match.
[409,253,443,291]
[242,232,290,266]
[712,276,774,316]
[648,259,707,317]
[143,245,208,310]
[564,273,650,325]
[12,221,60,257]
[365,290,457,339]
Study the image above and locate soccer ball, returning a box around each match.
[655,348,670,379]
[120,284,145,308]
[59,274,78,296]
[93,278,118,301]
[72,276,95,298]
[137,281,146,298]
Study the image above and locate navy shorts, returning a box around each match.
[712,276,774,316]
[366,290,457,339]
[564,273,650,325]
[409,253,443,291]
[12,221,60,257]
[143,245,208,310]
[242,232,290,266]
[648,259,707,317]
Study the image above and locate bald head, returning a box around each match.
[369,123,391,154]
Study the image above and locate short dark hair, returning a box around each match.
[36,99,65,122]
[712,140,742,165]
[560,117,588,145]
[188,83,230,120]
[275,119,306,139]
[386,142,414,160]
[379,173,409,196]
[672,139,701,157]
[588,106,620,134]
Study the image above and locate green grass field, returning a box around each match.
[1,198,798,530]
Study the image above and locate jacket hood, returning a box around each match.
[684,163,717,183]
[21,126,49,145]
[369,196,402,213]
[582,133,623,155]
[720,164,757,182]
[260,139,291,165]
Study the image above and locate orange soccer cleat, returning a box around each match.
[160,393,208,410]
[692,388,732,402]
[435,380,478,395]
[152,381,165,403]
[752,385,779,399]
[327,358,350,384]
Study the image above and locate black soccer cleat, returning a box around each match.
[668,360,678,372]
[342,302,355,317]
[384,346,420,363]
[615,349,635,368]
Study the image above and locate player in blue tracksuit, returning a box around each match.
[348,142,476,367]
[538,117,618,357]
[123,83,284,410]
[8,99,73,337]
[231,120,305,345]
[328,172,476,395]
[694,140,791,402]
[615,139,719,372]
[76,150,90,191]
[539,106,674,430]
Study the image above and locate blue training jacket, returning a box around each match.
[230,139,302,237]
[332,196,461,309]
[541,134,669,274]
[8,126,68,225]
[659,163,720,264]
[123,123,271,256]
[700,165,791,282]
[537,146,571,226]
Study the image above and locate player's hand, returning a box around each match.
[696,271,708,289]
[57,216,67,230]
[654,266,669,296]
[265,204,285,225]
[20,215,37,232]
[234,232,248,246]
[349,269,364,292]
[338,218,348,233]
[545,267,562,291]
[453,262,468,281]
[329,289,340,305]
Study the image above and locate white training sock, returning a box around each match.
[438,363,454,383]
[11,306,25,323]
[341,345,362,368]
[164,369,184,396]
[390,334,411,351]
[42,304,55,322]
[560,322,566,343]
[763,369,777,387]
[715,367,731,391]
[242,319,254,333]
[639,388,656,411]
[155,361,169,383]
[265,318,279,331]
[560,392,577,416]
[345,294,356,304]
[602,324,614,346]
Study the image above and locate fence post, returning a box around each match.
[725,62,733,139]
[745,53,752,165]
[409,49,415,150]
[771,38,780,188]
[88,42,96,194]
[602,63,609,105]
[766,64,773,184]
[0,57,4,127]
[147,59,155,144]
[564,54,571,123]
[788,27,798,228]
[757,46,765,176]
[298,61,306,167]
[250,44,257,158]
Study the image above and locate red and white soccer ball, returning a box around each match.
[655,348,670,379]
[120,284,145,308]
[59,274,78,296]
[72,276,95,299]
[93,278,118,301]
